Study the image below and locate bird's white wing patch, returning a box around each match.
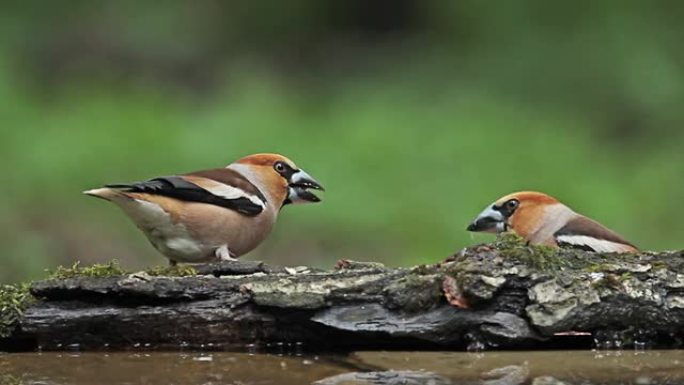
[202,182,266,208]
[555,235,634,253]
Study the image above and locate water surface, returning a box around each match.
[1,350,683,384]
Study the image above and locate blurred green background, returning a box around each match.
[1,1,682,283]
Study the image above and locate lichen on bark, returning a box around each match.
[1,235,682,351]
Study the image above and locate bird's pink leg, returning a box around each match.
[215,244,237,261]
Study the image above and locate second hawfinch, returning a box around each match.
[466,191,638,253]
[84,153,324,264]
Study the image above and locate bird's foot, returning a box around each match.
[215,244,237,262]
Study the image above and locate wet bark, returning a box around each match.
[2,239,683,352]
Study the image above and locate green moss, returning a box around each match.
[0,374,21,385]
[336,260,387,270]
[146,264,197,277]
[4,260,129,338]
[0,261,198,339]
[48,260,127,279]
[494,232,529,249]
[0,283,34,338]
[586,263,611,273]
[48,260,200,279]
[495,232,569,271]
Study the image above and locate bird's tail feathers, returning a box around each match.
[83,186,128,201]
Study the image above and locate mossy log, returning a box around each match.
[1,236,683,351]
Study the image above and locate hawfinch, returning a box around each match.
[84,153,324,264]
[466,191,638,253]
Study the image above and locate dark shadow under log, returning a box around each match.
[2,236,683,351]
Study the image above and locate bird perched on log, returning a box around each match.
[84,153,324,265]
[466,191,638,253]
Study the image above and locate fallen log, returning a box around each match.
[1,235,682,351]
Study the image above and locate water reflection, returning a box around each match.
[313,371,453,385]
[0,350,682,385]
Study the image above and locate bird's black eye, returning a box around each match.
[274,162,286,173]
[506,199,519,210]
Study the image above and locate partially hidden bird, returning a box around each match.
[84,153,324,265]
[466,191,638,253]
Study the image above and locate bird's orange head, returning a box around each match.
[467,191,561,237]
[233,153,324,205]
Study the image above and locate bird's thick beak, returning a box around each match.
[287,169,324,204]
[467,206,506,233]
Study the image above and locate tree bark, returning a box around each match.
[2,238,683,352]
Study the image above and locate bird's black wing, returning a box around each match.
[107,173,265,217]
